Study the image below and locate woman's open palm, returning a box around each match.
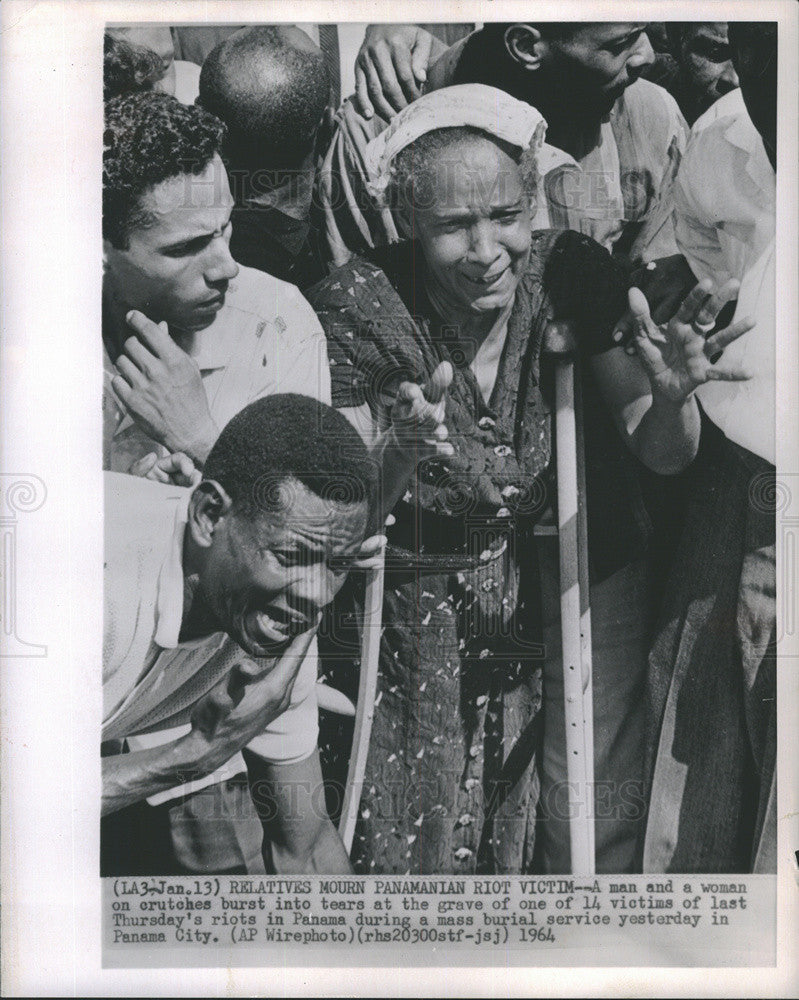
[628,278,755,404]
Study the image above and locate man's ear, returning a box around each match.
[187,480,233,549]
[504,24,547,71]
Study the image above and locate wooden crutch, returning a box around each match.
[332,559,385,853]
[546,321,596,874]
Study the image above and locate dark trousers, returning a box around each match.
[642,425,776,873]
[101,776,266,876]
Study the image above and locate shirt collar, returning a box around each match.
[173,285,241,372]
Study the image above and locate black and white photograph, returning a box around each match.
[100,13,778,877]
[2,1,798,994]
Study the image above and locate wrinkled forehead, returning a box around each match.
[247,484,370,548]
[139,153,233,219]
[409,134,525,208]
[684,22,729,45]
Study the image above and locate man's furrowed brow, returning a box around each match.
[491,198,525,213]
[157,214,232,253]
[158,231,213,253]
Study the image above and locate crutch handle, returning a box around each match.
[543,320,579,356]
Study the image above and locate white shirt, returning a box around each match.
[105,264,331,473]
[103,473,319,804]
[674,88,776,463]
[173,59,200,105]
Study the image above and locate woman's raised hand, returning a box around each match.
[626,279,755,404]
[389,360,455,458]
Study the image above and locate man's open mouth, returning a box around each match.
[242,606,308,650]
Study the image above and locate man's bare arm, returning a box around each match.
[102,628,316,815]
[102,731,215,816]
[247,749,352,874]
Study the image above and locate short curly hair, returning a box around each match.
[103,92,226,249]
[103,32,163,100]
[203,394,379,521]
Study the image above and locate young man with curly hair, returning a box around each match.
[102,91,333,475]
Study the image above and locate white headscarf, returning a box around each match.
[363,84,548,200]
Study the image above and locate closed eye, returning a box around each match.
[607,31,644,56]
[162,235,213,258]
[436,219,469,234]
[494,209,523,225]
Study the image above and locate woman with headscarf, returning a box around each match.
[307,85,753,875]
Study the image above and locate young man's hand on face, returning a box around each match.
[111,309,220,466]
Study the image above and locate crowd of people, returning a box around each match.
[101,21,778,878]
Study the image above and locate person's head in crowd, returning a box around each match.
[197,25,330,200]
[103,31,163,100]
[665,22,739,124]
[453,22,655,126]
[645,22,672,56]
[728,21,777,171]
[186,394,376,657]
[103,92,239,334]
[638,23,680,92]
[376,86,542,321]
[107,25,178,96]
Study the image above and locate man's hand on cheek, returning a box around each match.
[187,623,319,774]
[111,309,220,466]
